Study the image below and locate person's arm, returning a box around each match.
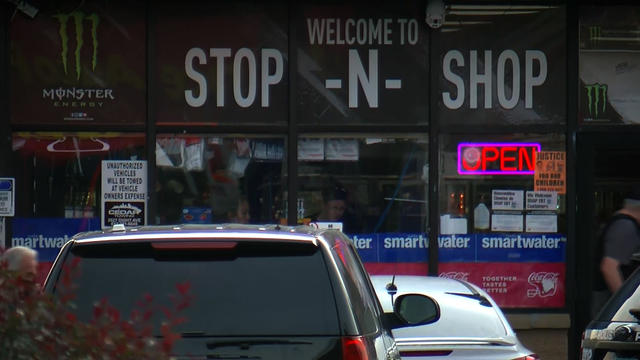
[601,256,624,293]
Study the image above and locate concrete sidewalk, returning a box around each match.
[508,313,570,359]
[516,329,568,360]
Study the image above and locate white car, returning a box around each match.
[371,275,539,360]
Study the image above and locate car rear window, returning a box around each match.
[52,240,340,336]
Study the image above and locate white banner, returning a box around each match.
[101,160,147,229]
[492,190,524,211]
[0,178,15,217]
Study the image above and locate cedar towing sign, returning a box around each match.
[101,161,147,229]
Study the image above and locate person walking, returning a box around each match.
[599,188,640,294]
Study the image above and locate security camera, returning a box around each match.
[426,0,445,29]
[7,0,39,18]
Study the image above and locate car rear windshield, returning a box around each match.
[52,240,340,336]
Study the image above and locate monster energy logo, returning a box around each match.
[589,26,601,48]
[53,11,99,80]
[585,83,607,118]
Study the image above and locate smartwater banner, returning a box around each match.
[351,232,566,263]
[12,217,101,285]
[12,217,101,262]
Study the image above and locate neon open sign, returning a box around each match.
[457,142,541,175]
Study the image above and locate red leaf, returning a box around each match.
[176,281,191,296]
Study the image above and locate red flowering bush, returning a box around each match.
[0,256,192,360]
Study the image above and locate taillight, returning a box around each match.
[512,355,540,360]
[342,336,367,360]
[151,241,237,250]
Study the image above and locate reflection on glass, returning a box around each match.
[298,136,429,234]
[297,136,430,277]
[155,135,286,225]
[11,133,146,219]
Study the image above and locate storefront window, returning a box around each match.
[296,2,428,126]
[435,4,566,128]
[438,133,566,308]
[579,6,640,125]
[10,132,146,282]
[297,135,429,275]
[155,135,286,225]
[153,2,288,127]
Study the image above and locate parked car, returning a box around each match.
[371,275,539,360]
[43,224,436,359]
[581,266,640,360]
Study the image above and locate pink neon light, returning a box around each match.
[457,142,541,175]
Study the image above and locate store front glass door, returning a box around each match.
[575,132,640,352]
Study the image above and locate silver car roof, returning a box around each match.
[70,224,330,245]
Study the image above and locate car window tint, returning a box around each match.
[331,234,380,335]
[596,269,640,322]
[53,241,340,336]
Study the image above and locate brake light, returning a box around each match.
[151,241,237,250]
[342,336,367,360]
[512,355,539,360]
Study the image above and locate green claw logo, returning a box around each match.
[53,11,99,80]
[589,26,601,46]
[585,83,607,118]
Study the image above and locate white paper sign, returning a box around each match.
[491,214,524,232]
[440,214,468,235]
[526,214,558,232]
[326,139,359,161]
[526,191,558,211]
[298,139,325,161]
[101,160,147,229]
[492,190,524,211]
[0,178,15,217]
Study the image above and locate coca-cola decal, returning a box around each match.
[527,272,559,298]
[439,272,470,281]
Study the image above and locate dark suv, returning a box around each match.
[581,265,640,360]
[44,224,435,359]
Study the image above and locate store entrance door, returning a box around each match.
[573,132,640,357]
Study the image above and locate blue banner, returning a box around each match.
[348,232,566,263]
[11,217,101,262]
[474,233,566,262]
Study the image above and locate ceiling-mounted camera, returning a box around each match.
[425,0,445,29]
[7,0,39,18]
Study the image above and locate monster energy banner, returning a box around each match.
[579,7,640,124]
[10,3,145,126]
